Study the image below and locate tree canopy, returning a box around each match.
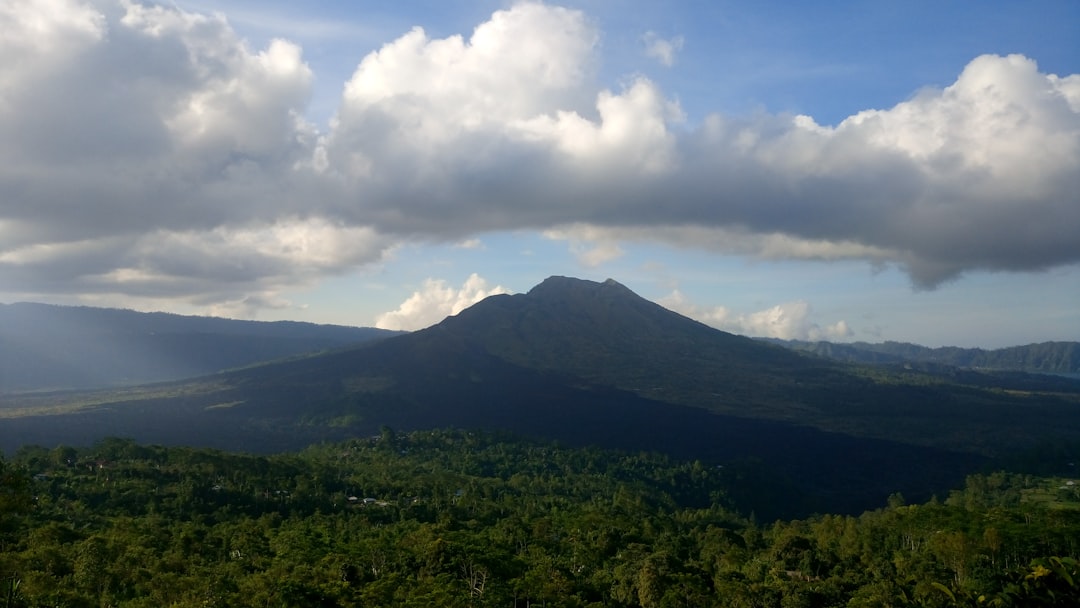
[0,431,1077,607]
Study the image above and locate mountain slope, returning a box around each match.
[0,302,400,392]
[769,338,1080,375]
[0,321,986,516]
[6,277,1078,454]
[409,276,842,420]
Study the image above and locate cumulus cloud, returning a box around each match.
[543,225,625,267]
[316,39,1079,287]
[642,31,684,67]
[0,0,382,311]
[660,291,853,341]
[455,239,485,250]
[375,274,510,331]
[0,216,391,313]
[1,0,1078,316]
[308,19,1080,287]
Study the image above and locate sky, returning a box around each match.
[1,0,1078,348]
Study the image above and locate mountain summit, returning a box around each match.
[420,275,831,416]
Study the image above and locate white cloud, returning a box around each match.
[0,0,104,70]
[0,0,386,312]
[660,291,853,341]
[319,32,1079,287]
[574,241,624,268]
[0,1,1077,317]
[319,4,681,192]
[543,225,626,267]
[204,292,296,320]
[375,273,510,331]
[513,76,685,174]
[333,3,597,142]
[642,31,684,67]
[0,216,390,314]
[455,238,484,250]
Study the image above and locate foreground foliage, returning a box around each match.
[1,431,1078,607]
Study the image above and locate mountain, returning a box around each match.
[3,277,1079,515]
[766,338,1080,376]
[0,302,401,393]
[405,276,845,420]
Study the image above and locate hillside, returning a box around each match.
[0,302,400,392]
[3,432,1077,606]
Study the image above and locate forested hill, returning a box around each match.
[769,339,1080,375]
[1,431,1078,607]
[0,302,400,393]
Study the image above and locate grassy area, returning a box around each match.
[0,380,229,418]
[1022,478,1080,510]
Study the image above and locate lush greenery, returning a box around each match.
[1,431,1078,607]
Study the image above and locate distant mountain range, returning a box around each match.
[4,277,1079,516]
[6,289,1072,396]
[765,338,1080,376]
[0,302,400,392]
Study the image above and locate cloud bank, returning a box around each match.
[660,291,852,341]
[375,274,510,330]
[642,31,684,67]
[1,0,1078,312]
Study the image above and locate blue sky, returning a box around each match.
[1,0,1078,347]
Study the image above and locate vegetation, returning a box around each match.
[1,431,1078,607]
[773,339,1080,376]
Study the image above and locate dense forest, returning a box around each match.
[1,430,1078,607]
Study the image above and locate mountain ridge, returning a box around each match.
[0,301,400,393]
[767,338,1080,375]
[415,277,835,422]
